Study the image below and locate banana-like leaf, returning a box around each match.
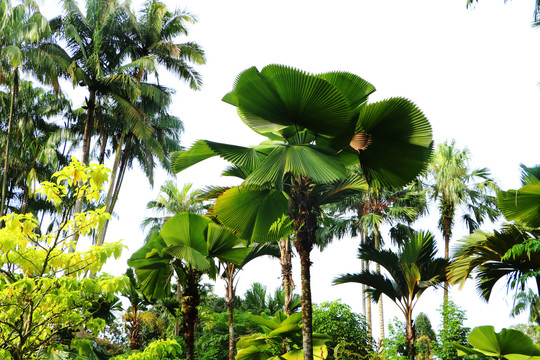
[236,345,275,360]
[172,139,262,174]
[354,97,433,188]
[245,145,347,189]
[498,184,540,228]
[223,64,352,137]
[213,187,290,243]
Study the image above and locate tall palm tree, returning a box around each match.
[129,212,251,360]
[0,80,71,215]
[0,0,49,216]
[172,65,433,360]
[425,140,499,301]
[334,231,448,360]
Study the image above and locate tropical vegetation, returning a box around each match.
[0,1,539,360]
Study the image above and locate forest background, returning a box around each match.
[33,0,540,338]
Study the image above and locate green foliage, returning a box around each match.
[312,301,373,360]
[110,339,183,360]
[0,160,126,359]
[455,326,540,359]
[236,311,331,360]
[414,313,437,360]
[434,300,470,360]
[380,317,407,360]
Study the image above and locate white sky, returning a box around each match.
[42,0,540,339]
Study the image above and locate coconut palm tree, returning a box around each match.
[172,65,433,360]
[129,0,205,87]
[128,212,251,360]
[0,0,49,216]
[425,140,499,301]
[334,231,448,360]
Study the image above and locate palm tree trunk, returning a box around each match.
[374,227,385,340]
[405,309,416,360]
[290,175,316,360]
[81,89,96,165]
[280,237,294,316]
[96,134,124,246]
[225,265,236,360]
[1,67,18,217]
[441,200,454,304]
[183,268,201,360]
[366,258,372,340]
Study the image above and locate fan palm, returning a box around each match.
[425,139,499,300]
[172,65,433,360]
[334,231,448,360]
[0,0,49,216]
[128,212,251,360]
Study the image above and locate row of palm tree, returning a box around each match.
[0,0,205,242]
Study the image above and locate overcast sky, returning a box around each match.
[43,0,540,337]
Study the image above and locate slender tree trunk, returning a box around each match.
[374,228,385,340]
[183,269,201,360]
[405,310,416,360]
[280,237,294,316]
[441,200,454,304]
[81,89,96,165]
[129,307,141,350]
[96,134,124,246]
[225,264,236,360]
[297,246,314,360]
[1,67,19,218]
[175,280,182,337]
[289,176,316,360]
[366,259,372,340]
[70,89,97,251]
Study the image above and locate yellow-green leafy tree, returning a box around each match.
[0,158,126,360]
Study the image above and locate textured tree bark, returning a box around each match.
[441,200,454,303]
[405,310,416,360]
[374,228,385,340]
[280,238,294,316]
[289,176,316,360]
[183,269,201,360]
[225,264,236,360]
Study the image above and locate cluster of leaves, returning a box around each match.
[312,301,373,360]
[0,160,126,359]
[111,339,183,360]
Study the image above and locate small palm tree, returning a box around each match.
[334,231,448,360]
[128,212,251,360]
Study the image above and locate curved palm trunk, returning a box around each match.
[279,237,294,316]
[1,67,19,217]
[290,176,316,360]
[96,134,124,246]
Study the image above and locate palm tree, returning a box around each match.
[141,180,204,238]
[172,65,433,360]
[129,0,205,87]
[425,140,499,301]
[448,224,540,300]
[334,231,448,360]
[511,289,540,326]
[128,212,251,360]
[0,0,49,216]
